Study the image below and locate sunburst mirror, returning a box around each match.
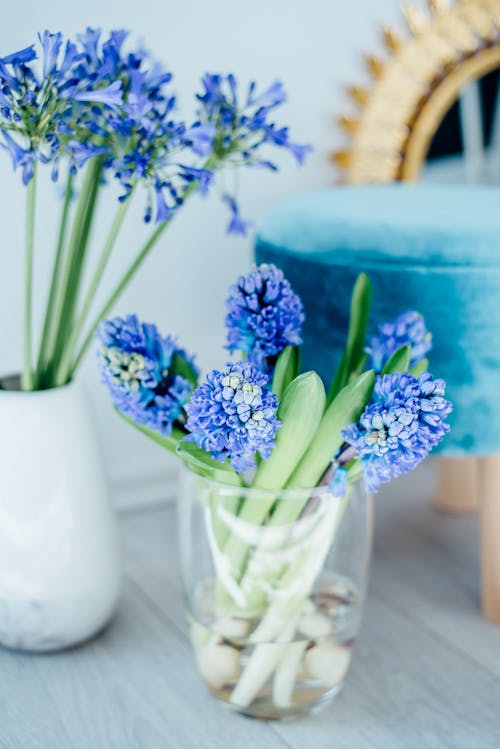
[333,0,500,184]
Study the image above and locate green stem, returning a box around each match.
[70,162,215,376]
[36,170,74,386]
[71,220,169,376]
[116,410,185,455]
[21,165,37,392]
[45,156,103,385]
[326,273,371,407]
[53,192,133,387]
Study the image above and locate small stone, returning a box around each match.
[298,611,334,640]
[196,639,240,691]
[214,616,249,641]
[304,644,351,687]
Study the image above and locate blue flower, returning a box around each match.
[247,81,287,109]
[185,361,281,472]
[222,194,252,235]
[225,263,304,369]
[184,123,215,157]
[179,165,214,196]
[153,178,176,223]
[365,310,432,372]
[72,79,123,109]
[0,28,203,223]
[0,32,310,233]
[39,31,63,78]
[1,46,37,66]
[66,140,108,170]
[342,372,452,493]
[194,73,312,233]
[70,29,218,224]
[70,28,186,211]
[97,314,198,436]
[0,29,125,182]
[1,131,36,184]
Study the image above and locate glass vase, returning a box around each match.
[177,466,372,719]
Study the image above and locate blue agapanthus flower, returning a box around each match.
[0,32,311,232]
[365,310,432,372]
[194,74,312,233]
[64,28,214,222]
[342,372,452,493]
[185,361,280,472]
[0,30,123,184]
[225,263,304,369]
[0,29,212,219]
[222,194,252,236]
[97,314,198,436]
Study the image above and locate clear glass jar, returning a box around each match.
[177,466,372,719]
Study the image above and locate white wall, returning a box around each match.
[1,0,404,504]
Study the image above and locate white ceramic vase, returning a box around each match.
[0,379,121,652]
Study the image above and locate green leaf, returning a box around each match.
[253,371,326,490]
[115,408,183,455]
[410,357,429,377]
[349,353,368,382]
[381,344,411,375]
[218,372,326,593]
[345,273,372,371]
[176,440,241,486]
[171,351,199,386]
[326,273,372,406]
[327,349,348,406]
[293,345,301,380]
[286,369,375,490]
[271,345,301,400]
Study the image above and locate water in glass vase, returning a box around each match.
[188,573,362,719]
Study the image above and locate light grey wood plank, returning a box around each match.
[0,654,75,749]
[121,499,500,749]
[373,463,500,679]
[379,463,479,589]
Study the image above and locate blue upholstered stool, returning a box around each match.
[255,183,500,622]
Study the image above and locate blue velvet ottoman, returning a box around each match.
[255,183,500,623]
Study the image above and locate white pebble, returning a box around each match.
[304,644,351,687]
[196,639,240,691]
[298,611,334,640]
[214,616,249,640]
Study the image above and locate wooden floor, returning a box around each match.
[1,462,500,748]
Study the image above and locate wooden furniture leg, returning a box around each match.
[478,455,500,625]
[434,456,478,514]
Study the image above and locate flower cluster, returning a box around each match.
[195,74,312,233]
[365,310,432,372]
[0,31,311,230]
[0,31,123,184]
[225,263,304,369]
[185,361,280,472]
[342,372,452,493]
[97,314,198,435]
[0,29,214,219]
[69,29,216,222]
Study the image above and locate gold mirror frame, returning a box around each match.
[333,0,500,183]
